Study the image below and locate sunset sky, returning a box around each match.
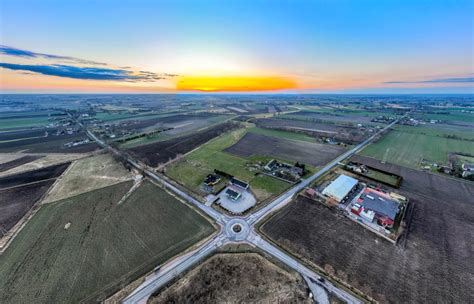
[1,0,473,93]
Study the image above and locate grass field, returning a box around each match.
[43,154,132,203]
[166,127,293,201]
[0,181,215,303]
[0,116,51,131]
[360,125,474,168]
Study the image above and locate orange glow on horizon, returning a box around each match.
[176,75,298,92]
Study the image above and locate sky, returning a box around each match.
[0,0,473,93]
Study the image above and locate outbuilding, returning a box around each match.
[322,174,358,202]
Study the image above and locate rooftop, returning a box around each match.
[322,174,358,202]
[358,188,400,220]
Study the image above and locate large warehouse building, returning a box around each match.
[322,174,358,202]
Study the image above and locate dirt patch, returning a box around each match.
[128,122,239,167]
[262,158,474,303]
[149,253,310,304]
[225,132,346,166]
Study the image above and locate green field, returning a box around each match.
[0,181,215,303]
[416,111,474,123]
[0,116,51,130]
[361,125,474,168]
[166,127,296,201]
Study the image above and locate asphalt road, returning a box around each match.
[83,115,403,304]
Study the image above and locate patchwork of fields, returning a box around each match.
[128,122,239,167]
[0,181,215,303]
[166,127,292,201]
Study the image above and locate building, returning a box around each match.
[225,188,241,201]
[322,174,358,202]
[230,177,249,190]
[305,188,317,199]
[204,174,221,186]
[354,188,401,227]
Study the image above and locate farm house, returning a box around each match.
[351,188,401,227]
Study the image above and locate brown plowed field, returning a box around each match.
[0,155,43,172]
[0,162,69,190]
[262,157,474,303]
[0,180,55,233]
[128,122,239,167]
[224,132,345,166]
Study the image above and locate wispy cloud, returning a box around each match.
[0,63,169,82]
[0,45,177,82]
[384,77,474,84]
[0,45,107,66]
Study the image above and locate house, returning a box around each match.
[230,178,249,190]
[204,174,221,186]
[225,188,241,201]
[322,174,358,202]
[356,188,400,227]
[462,163,474,172]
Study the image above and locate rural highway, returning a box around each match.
[81,114,403,304]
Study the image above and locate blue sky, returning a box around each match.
[1,0,473,93]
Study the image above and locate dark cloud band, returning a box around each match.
[0,45,177,82]
[0,63,168,82]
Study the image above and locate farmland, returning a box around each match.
[0,155,43,172]
[166,127,294,202]
[360,124,474,168]
[0,162,69,190]
[225,132,346,167]
[255,118,370,144]
[43,154,132,203]
[116,113,232,148]
[261,156,474,303]
[128,121,239,167]
[280,110,381,124]
[0,153,85,177]
[0,181,215,303]
[150,253,310,304]
[0,132,99,153]
[0,180,55,234]
[0,116,51,131]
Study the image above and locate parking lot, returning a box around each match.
[216,186,256,214]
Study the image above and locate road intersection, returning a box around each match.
[84,116,402,304]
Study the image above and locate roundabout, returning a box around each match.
[224,218,250,242]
